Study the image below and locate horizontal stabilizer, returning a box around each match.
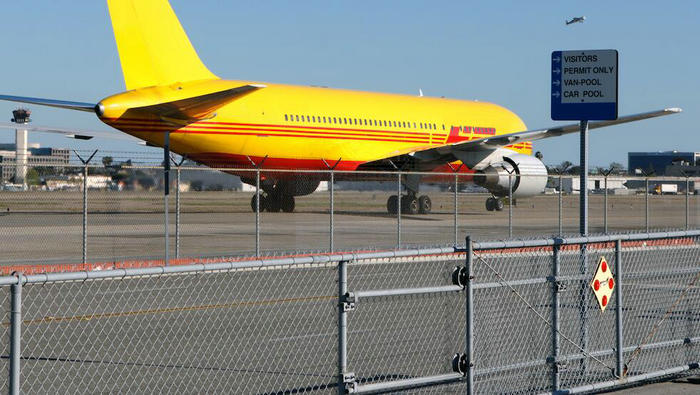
[130,84,265,124]
[0,122,139,141]
[0,94,96,113]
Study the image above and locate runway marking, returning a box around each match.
[3,294,336,327]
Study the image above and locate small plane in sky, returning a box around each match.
[566,16,586,25]
[0,1,680,215]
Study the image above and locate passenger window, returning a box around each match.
[295,115,299,121]
[284,114,288,121]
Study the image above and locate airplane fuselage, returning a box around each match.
[99,79,531,172]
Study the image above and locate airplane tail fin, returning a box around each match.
[106,0,218,91]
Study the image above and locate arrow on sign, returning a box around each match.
[552,68,561,74]
[552,92,561,98]
[552,56,561,63]
[552,80,561,87]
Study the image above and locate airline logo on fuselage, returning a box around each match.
[452,126,496,137]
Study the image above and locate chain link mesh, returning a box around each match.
[0,163,697,268]
[0,235,696,393]
[15,264,338,393]
[468,236,700,393]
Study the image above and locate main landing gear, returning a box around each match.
[386,193,432,214]
[485,196,504,212]
[251,192,295,213]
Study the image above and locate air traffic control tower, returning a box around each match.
[10,108,31,187]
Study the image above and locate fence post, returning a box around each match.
[397,172,402,249]
[558,175,563,236]
[604,175,608,234]
[330,169,335,252]
[82,163,88,264]
[508,173,513,238]
[163,131,170,266]
[465,236,474,395]
[322,159,341,253]
[255,168,261,257]
[246,156,267,257]
[175,166,181,259]
[579,242,589,374]
[614,239,624,378]
[337,260,348,394]
[73,149,97,265]
[551,244,561,391]
[454,173,459,246]
[645,177,649,232]
[686,177,690,230]
[9,272,22,395]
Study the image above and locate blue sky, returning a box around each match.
[0,1,697,167]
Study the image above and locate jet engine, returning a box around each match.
[473,154,548,198]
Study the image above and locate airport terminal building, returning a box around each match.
[0,143,70,183]
[628,151,700,176]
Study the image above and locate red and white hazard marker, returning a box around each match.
[590,256,615,312]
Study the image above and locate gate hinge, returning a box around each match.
[342,372,356,392]
[340,293,356,312]
[549,276,567,292]
[452,266,472,287]
[547,356,568,372]
[452,353,473,376]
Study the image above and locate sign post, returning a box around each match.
[552,50,618,374]
[552,49,618,236]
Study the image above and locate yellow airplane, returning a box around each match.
[0,0,681,214]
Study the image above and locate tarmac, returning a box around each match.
[0,191,696,266]
[610,376,700,394]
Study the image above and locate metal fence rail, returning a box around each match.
[0,230,698,393]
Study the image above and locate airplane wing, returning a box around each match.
[0,122,139,141]
[443,108,681,152]
[361,108,681,170]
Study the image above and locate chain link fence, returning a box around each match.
[0,230,698,393]
[1,162,697,269]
